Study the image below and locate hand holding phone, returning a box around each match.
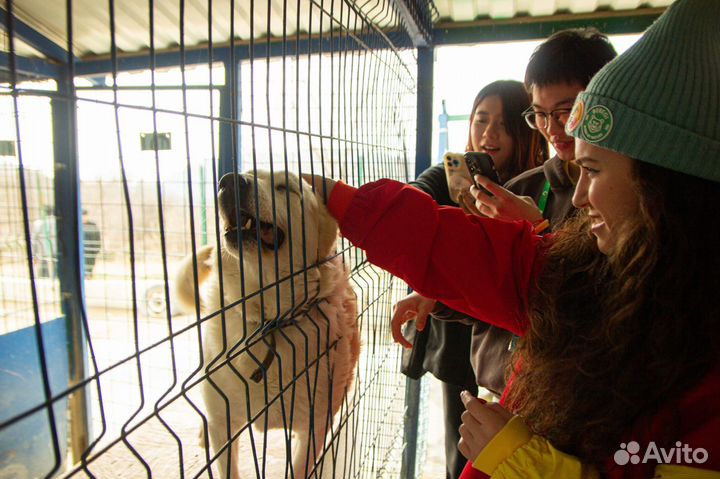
[443,152,500,203]
[464,152,500,189]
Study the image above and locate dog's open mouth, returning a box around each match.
[224,207,286,250]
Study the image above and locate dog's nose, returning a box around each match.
[218,173,248,194]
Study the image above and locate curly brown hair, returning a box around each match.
[506,160,720,467]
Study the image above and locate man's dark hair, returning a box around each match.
[524,28,617,89]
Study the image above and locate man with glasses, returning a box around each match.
[471,28,617,230]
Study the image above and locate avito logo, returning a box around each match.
[614,441,708,466]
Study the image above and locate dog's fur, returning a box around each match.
[174,170,359,479]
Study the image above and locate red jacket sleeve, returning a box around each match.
[330,179,544,336]
[460,460,489,479]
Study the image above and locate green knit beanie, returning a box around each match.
[566,0,720,183]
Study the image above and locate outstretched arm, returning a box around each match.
[303,175,543,336]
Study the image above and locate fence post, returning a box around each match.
[401,375,423,479]
[414,46,434,178]
[53,67,91,466]
[401,45,434,479]
[219,59,241,177]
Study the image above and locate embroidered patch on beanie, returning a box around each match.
[565,100,584,133]
[581,105,613,143]
[564,0,720,182]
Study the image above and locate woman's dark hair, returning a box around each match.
[466,80,548,181]
[506,160,720,467]
[525,28,618,89]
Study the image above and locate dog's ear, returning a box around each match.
[316,203,339,261]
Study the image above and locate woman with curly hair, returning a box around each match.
[304,0,720,477]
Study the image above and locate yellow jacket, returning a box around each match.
[471,416,720,479]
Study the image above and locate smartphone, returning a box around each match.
[443,152,499,203]
[443,152,474,203]
[464,152,500,187]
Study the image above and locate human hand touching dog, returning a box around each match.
[301,173,337,204]
[470,175,543,223]
[458,390,513,461]
[391,291,436,348]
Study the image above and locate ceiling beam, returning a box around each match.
[0,51,61,80]
[432,7,665,45]
[66,7,666,77]
[73,30,407,76]
[391,0,436,47]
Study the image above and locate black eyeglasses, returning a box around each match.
[522,106,573,131]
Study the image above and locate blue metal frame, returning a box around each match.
[401,374,424,479]
[0,6,661,82]
[0,51,60,79]
[432,9,662,46]
[414,46,434,178]
[1,3,90,466]
[51,67,92,464]
[218,59,241,177]
[73,35,383,77]
[401,45,434,479]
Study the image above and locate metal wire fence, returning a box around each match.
[0,0,434,477]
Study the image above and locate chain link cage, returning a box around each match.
[0,0,437,477]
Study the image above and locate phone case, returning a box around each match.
[443,153,474,203]
[465,152,500,185]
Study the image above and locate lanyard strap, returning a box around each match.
[510,180,553,352]
[537,179,551,214]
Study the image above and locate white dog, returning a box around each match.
[174,170,360,479]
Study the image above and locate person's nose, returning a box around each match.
[572,171,589,209]
[546,114,565,138]
[483,120,500,140]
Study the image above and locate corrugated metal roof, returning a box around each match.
[9,0,396,59]
[4,0,675,61]
[433,0,674,22]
